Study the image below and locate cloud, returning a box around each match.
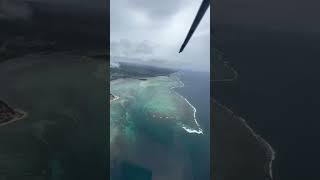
[111,0,210,72]
[110,39,174,68]
[111,56,174,70]
[214,0,320,33]
[110,61,120,68]
[135,40,154,55]
[111,39,155,58]
[0,0,33,20]
[127,0,189,19]
[0,0,108,20]
[0,0,108,50]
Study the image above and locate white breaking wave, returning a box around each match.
[180,95,203,134]
[170,73,204,135]
[182,125,203,134]
[214,99,275,179]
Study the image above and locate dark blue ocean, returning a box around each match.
[214,25,320,180]
[176,70,211,180]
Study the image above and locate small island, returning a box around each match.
[0,100,27,127]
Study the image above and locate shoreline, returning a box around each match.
[169,74,203,134]
[110,75,204,134]
[213,99,275,179]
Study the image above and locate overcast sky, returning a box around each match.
[110,0,210,72]
[214,0,320,34]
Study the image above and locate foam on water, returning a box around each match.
[170,75,203,134]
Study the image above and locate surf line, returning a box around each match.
[169,74,203,134]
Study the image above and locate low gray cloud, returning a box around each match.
[0,0,107,20]
[111,0,210,72]
[111,39,155,58]
[111,55,174,70]
[127,0,188,19]
[110,61,120,68]
[1,0,108,49]
[29,0,107,14]
[214,0,320,33]
[135,40,154,55]
[0,0,32,20]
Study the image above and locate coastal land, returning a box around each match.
[212,49,275,180]
[0,52,108,179]
[212,99,275,180]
